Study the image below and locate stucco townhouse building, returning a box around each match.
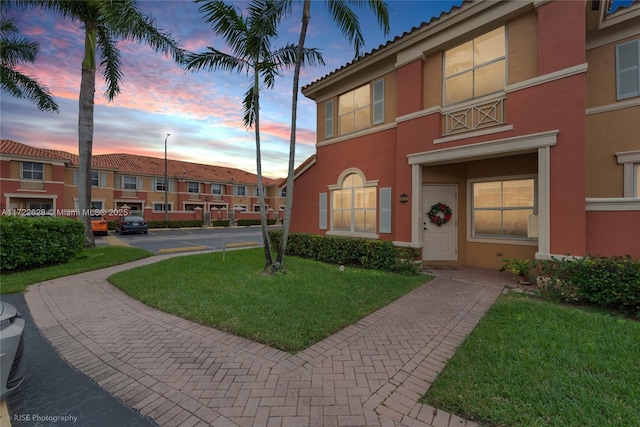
[0,139,286,223]
[290,0,640,268]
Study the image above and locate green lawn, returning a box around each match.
[421,293,640,427]
[108,248,429,353]
[1,246,153,294]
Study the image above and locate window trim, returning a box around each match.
[187,181,200,193]
[21,162,44,180]
[616,150,640,197]
[338,84,371,136]
[211,183,223,195]
[327,168,379,238]
[123,175,137,190]
[235,185,247,197]
[467,174,538,245]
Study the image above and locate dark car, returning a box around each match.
[0,301,27,399]
[115,216,148,235]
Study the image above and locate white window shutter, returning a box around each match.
[617,39,640,100]
[137,177,143,190]
[319,193,327,230]
[379,187,392,233]
[169,180,175,192]
[73,170,78,185]
[325,100,334,138]
[115,175,121,189]
[100,172,107,187]
[373,79,384,125]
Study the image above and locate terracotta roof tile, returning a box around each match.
[1,140,282,186]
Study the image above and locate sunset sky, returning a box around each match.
[1,0,631,178]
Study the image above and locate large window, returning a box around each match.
[471,178,535,239]
[188,182,199,193]
[156,178,167,192]
[339,85,370,136]
[445,27,506,105]
[153,203,172,211]
[235,185,246,196]
[616,38,639,100]
[332,173,376,233]
[22,162,44,180]
[123,176,137,190]
[211,184,222,195]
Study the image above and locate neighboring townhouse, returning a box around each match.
[291,0,640,269]
[1,140,285,222]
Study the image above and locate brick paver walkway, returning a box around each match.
[25,256,513,427]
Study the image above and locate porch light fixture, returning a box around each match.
[164,133,170,222]
[399,193,409,204]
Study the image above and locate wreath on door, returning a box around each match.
[428,202,452,226]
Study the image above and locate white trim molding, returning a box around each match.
[585,198,640,211]
[316,122,396,148]
[586,98,640,115]
[505,63,588,94]
[407,130,558,166]
[616,150,640,198]
[434,125,514,145]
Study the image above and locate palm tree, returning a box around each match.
[183,0,323,270]
[0,17,58,112]
[14,0,183,247]
[274,0,390,272]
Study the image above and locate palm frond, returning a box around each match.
[96,25,123,101]
[0,66,59,112]
[183,48,250,74]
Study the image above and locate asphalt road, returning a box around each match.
[2,293,157,427]
[100,226,274,254]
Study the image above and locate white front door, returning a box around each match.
[422,184,457,261]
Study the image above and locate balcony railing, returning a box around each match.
[121,189,137,197]
[188,193,201,200]
[444,97,505,136]
[19,180,44,190]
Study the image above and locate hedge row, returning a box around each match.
[536,255,640,316]
[0,216,84,271]
[268,230,420,274]
[236,219,277,226]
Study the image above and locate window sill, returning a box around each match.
[468,237,538,246]
[327,231,379,239]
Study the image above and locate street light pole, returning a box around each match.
[164,133,170,222]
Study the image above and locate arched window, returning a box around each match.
[332,172,376,233]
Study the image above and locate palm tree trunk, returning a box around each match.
[254,59,273,269]
[79,25,96,247]
[274,0,311,271]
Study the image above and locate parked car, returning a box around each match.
[0,301,26,399]
[90,214,109,236]
[115,216,148,235]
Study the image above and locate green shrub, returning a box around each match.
[537,255,640,315]
[0,216,84,271]
[147,220,204,229]
[268,230,420,274]
[211,220,230,227]
[236,219,277,226]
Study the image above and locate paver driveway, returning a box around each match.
[25,256,512,427]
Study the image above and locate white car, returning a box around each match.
[0,301,26,399]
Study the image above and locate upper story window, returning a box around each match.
[616,150,640,197]
[123,176,137,190]
[188,182,200,193]
[22,162,44,180]
[471,177,535,240]
[280,188,286,197]
[211,183,222,195]
[155,178,167,192]
[445,27,506,105]
[616,38,639,100]
[235,185,247,196]
[339,85,370,135]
